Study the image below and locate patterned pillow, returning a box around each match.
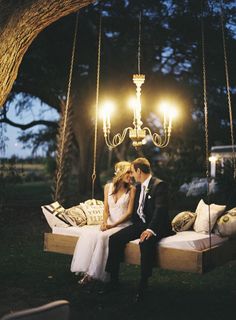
[214,207,236,237]
[193,199,226,234]
[171,211,196,233]
[63,205,87,227]
[80,200,104,225]
[41,201,68,228]
[84,199,103,206]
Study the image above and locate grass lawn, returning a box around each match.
[0,181,236,320]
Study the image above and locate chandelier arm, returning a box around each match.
[143,127,160,145]
[156,128,172,147]
[112,134,125,146]
[104,134,114,149]
[104,127,132,148]
[153,133,165,146]
[112,127,132,146]
[155,134,170,148]
[143,127,171,148]
[153,128,172,148]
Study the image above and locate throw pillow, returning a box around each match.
[171,211,196,233]
[193,199,226,234]
[214,207,236,237]
[41,201,68,228]
[80,200,104,225]
[84,199,104,206]
[63,205,87,227]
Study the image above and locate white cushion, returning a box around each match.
[158,230,227,251]
[130,230,228,251]
[171,211,196,232]
[193,199,226,234]
[214,207,236,237]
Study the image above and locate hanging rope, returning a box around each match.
[201,0,212,251]
[201,7,210,184]
[54,12,79,201]
[137,12,142,75]
[220,0,236,178]
[91,11,102,199]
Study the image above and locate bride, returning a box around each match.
[71,161,136,283]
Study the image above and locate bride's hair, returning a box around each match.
[112,161,131,194]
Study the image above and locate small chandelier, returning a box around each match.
[102,74,175,149]
[102,14,177,150]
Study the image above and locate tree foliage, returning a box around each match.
[1,0,236,198]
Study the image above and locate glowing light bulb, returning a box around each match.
[101,101,115,131]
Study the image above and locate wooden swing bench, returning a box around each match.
[44,231,236,274]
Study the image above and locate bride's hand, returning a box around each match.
[106,224,114,229]
[100,222,107,231]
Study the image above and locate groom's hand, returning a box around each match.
[140,230,153,242]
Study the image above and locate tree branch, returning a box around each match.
[0,116,58,130]
[0,0,95,108]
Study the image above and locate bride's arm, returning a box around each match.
[100,183,110,231]
[107,186,136,229]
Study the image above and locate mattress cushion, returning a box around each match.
[52,227,228,251]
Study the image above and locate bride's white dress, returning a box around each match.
[70,183,132,282]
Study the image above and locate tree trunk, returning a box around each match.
[0,0,94,108]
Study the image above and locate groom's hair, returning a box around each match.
[132,157,151,174]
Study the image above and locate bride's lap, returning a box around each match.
[98,226,124,239]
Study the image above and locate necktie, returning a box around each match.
[137,185,146,223]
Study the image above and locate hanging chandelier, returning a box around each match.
[101,14,177,149]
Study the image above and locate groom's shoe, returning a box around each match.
[99,279,120,294]
[134,278,148,303]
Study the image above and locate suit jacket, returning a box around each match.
[132,176,172,240]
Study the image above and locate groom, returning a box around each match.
[105,157,172,301]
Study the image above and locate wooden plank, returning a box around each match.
[124,243,203,273]
[157,246,203,273]
[44,233,203,273]
[44,233,78,255]
[202,238,236,272]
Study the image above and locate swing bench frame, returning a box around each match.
[44,232,236,274]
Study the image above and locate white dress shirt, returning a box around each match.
[138,175,156,236]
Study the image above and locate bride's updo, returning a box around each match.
[112,161,131,194]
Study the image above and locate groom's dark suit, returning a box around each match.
[105,176,172,281]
